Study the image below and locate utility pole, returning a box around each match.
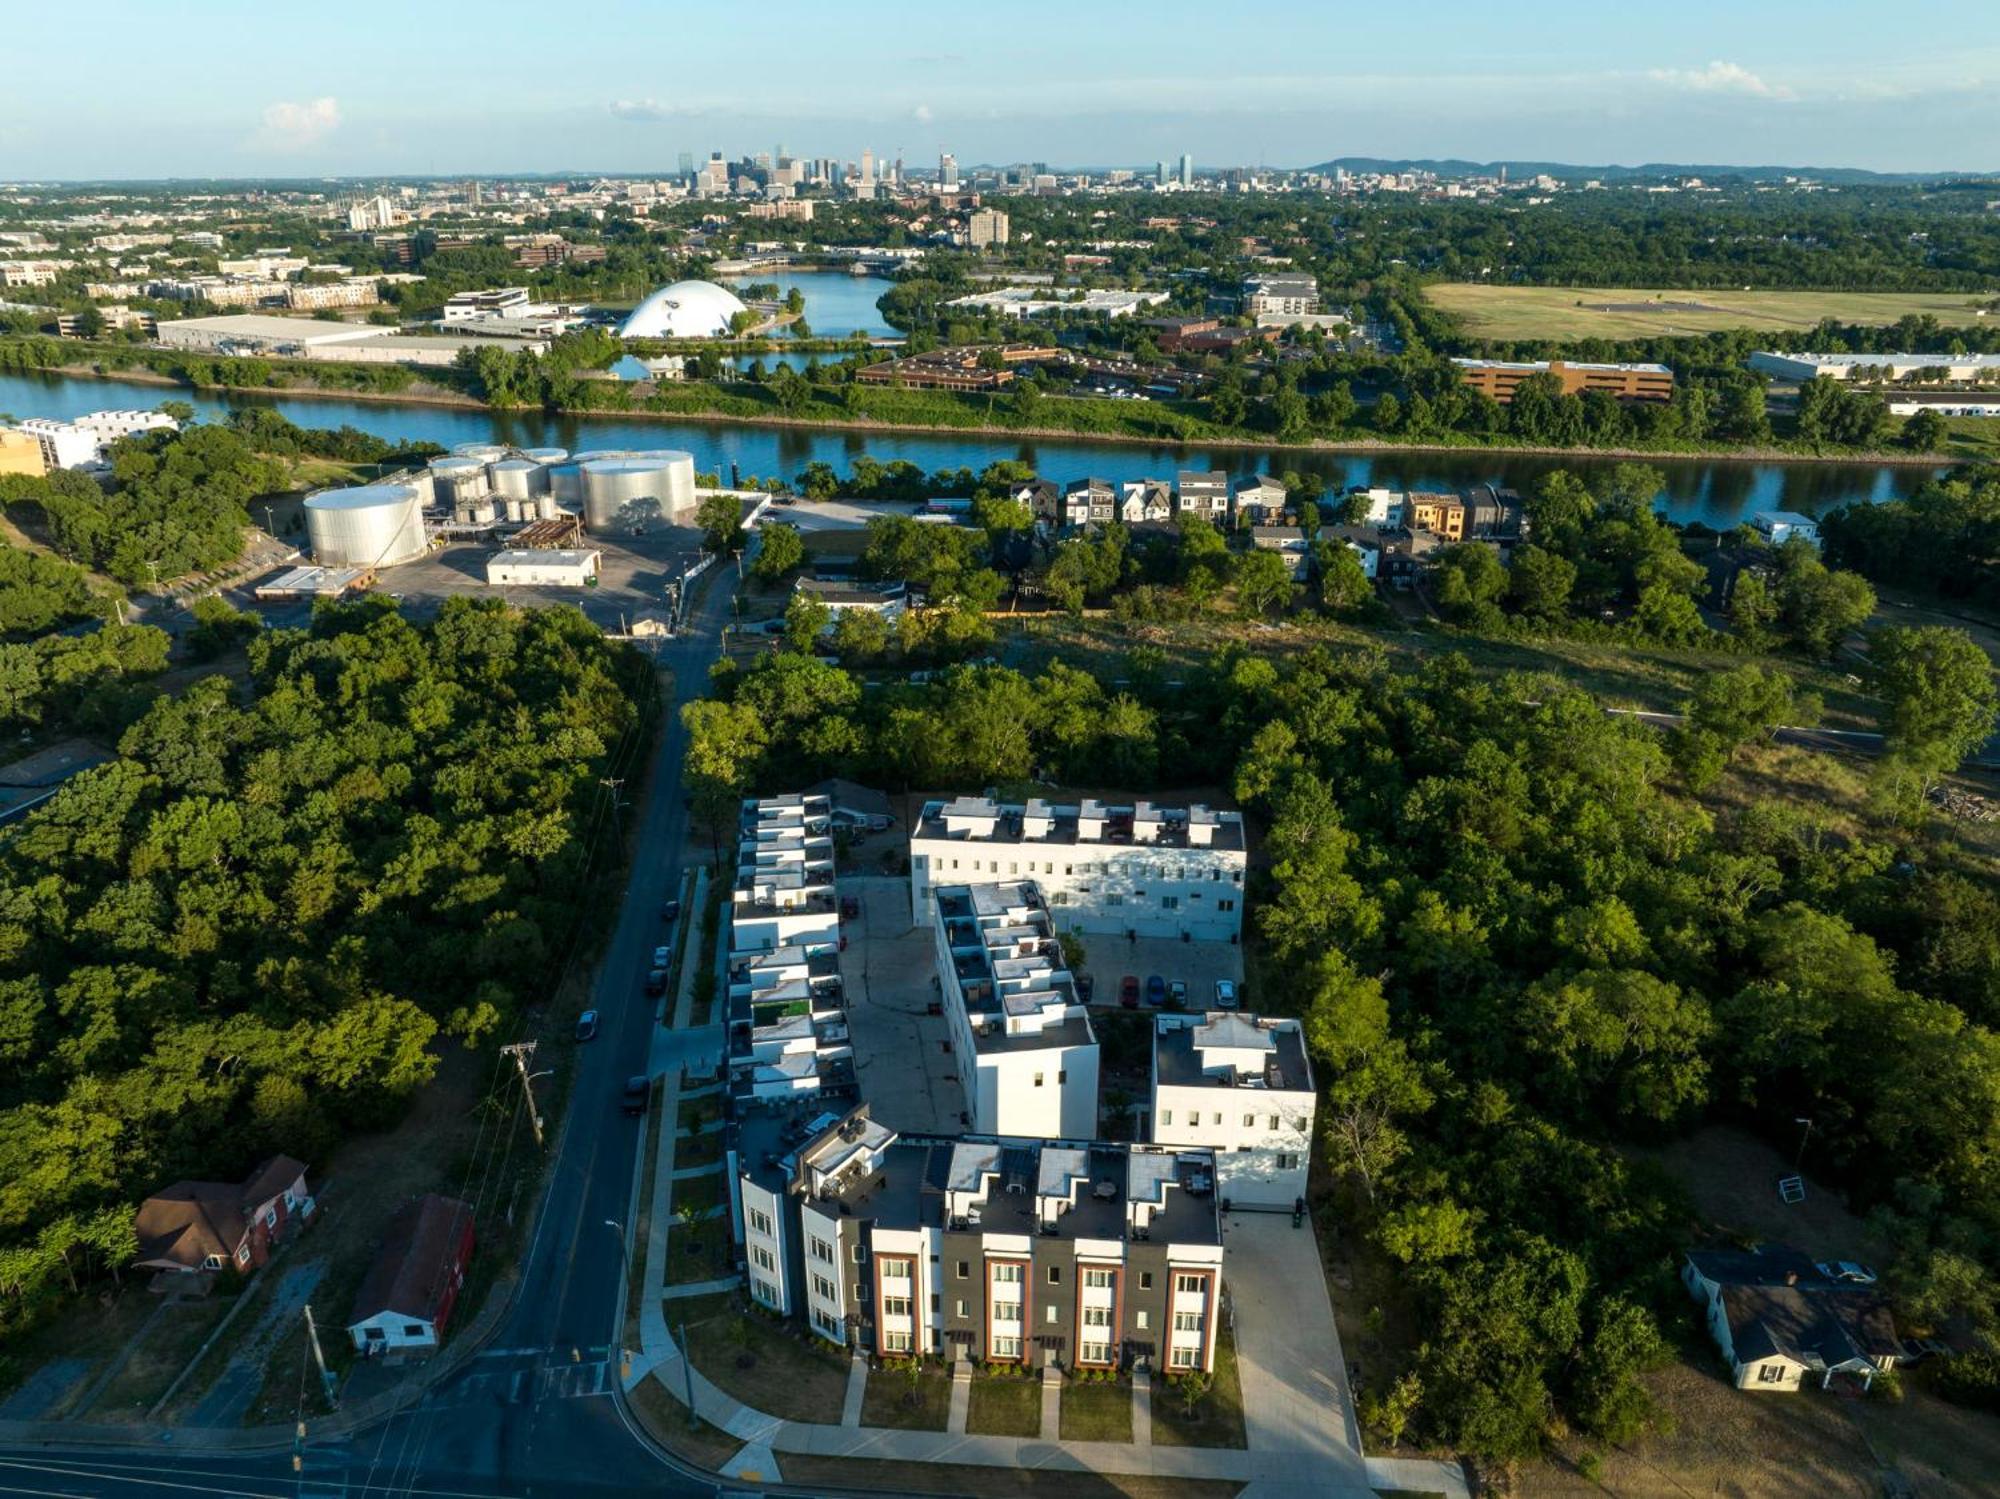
[601,777,627,838]
[303,1304,338,1410]
[501,1041,547,1149]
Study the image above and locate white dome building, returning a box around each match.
[618,279,749,340]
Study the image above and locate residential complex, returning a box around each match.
[1451,357,1676,404]
[909,796,1247,942]
[12,408,176,470]
[1151,1013,1316,1209]
[729,1104,1225,1371]
[1239,273,1319,319]
[932,882,1099,1139]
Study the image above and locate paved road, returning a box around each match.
[0,562,756,1497]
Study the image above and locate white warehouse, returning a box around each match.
[933,881,1099,1140]
[910,797,1247,942]
[484,549,600,587]
[1151,1013,1315,1210]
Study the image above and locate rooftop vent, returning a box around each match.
[1092,1181,1118,1201]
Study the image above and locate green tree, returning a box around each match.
[697,493,745,554]
[1234,549,1298,616]
[1506,546,1577,621]
[750,522,805,581]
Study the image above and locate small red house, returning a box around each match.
[133,1156,313,1276]
[347,1194,476,1354]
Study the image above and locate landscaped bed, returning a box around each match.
[1059,1374,1134,1442]
[859,1358,953,1431]
[965,1367,1043,1436]
[679,1294,850,1425]
[1151,1330,1248,1448]
[663,1217,731,1286]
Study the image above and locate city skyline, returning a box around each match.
[3,0,1998,180]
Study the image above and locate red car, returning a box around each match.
[1119,975,1140,1009]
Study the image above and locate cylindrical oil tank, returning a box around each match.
[489,459,548,500]
[394,467,438,506]
[520,446,568,464]
[451,442,508,463]
[632,450,696,518]
[429,456,488,508]
[581,454,679,530]
[536,493,560,520]
[305,483,427,567]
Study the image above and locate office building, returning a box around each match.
[442,288,532,323]
[1240,273,1319,319]
[969,208,1010,249]
[285,278,380,311]
[933,882,1099,1139]
[1452,358,1675,404]
[1151,1013,1315,1209]
[910,797,1247,942]
[939,152,960,190]
[728,1104,1224,1371]
[1179,154,1194,189]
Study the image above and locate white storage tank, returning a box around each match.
[452,442,509,463]
[582,453,693,530]
[430,456,488,507]
[306,483,428,568]
[536,493,561,520]
[520,447,568,464]
[489,459,548,500]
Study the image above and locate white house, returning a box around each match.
[933,881,1099,1139]
[1682,1246,1901,1393]
[1751,511,1820,548]
[1233,476,1289,526]
[1348,487,1406,526]
[910,796,1248,942]
[794,575,908,622]
[346,1194,474,1353]
[1119,480,1172,525]
[731,794,839,954]
[1151,1013,1315,1208]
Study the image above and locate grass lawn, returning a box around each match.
[678,1293,849,1425]
[781,1454,1245,1499]
[671,1171,724,1217]
[625,1369,746,1472]
[78,1292,235,1421]
[1422,284,1996,342]
[664,1217,731,1286]
[623,1079,665,1348]
[1060,1376,1135,1442]
[859,1360,953,1431]
[0,1284,160,1417]
[965,1371,1043,1436]
[677,1093,721,1135]
[1151,1329,1248,1449]
[675,1125,723,1168]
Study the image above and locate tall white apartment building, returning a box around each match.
[933,882,1099,1139]
[969,208,1010,248]
[731,793,839,955]
[910,797,1247,942]
[1150,1013,1315,1209]
[17,409,176,470]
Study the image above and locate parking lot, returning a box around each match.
[836,874,966,1134]
[1073,933,1244,1014]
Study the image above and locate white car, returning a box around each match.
[652,945,673,969]
[1214,979,1239,1009]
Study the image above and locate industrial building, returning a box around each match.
[932,881,1100,1140]
[909,797,1248,942]
[304,482,429,568]
[1150,1013,1316,1209]
[1752,511,1820,547]
[1452,358,1676,404]
[484,549,600,587]
[1747,351,2000,386]
[618,279,750,339]
[154,314,548,366]
[728,1104,1224,1371]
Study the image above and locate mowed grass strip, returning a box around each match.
[1423,284,1996,341]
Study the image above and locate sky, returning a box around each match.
[4,0,1998,180]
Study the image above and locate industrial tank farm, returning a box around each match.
[578,450,695,530]
[305,482,428,567]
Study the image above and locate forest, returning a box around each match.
[0,598,646,1359]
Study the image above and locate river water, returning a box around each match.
[721,270,899,339]
[0,369,1942,529]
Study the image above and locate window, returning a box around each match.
[1268,1116,1280,1133]
[1757,1364,1789,1384]
[1162,895,1178,910]
[752,1246,776,1273]
[955,1298,968,1318]
[813,1274,837,1302]
[752,1278,780,1307]
[1045,1305,1059,1325]
[1170,1346,1201,1369]
[810,1237,834,1265]
[236,1243,251,1264]
[1277,1153,1300,1171]
[401,1323,426,1339]
[1218,899,1235,913]
[993,1336,1021,1359]
[1139,1273,1153,1290]
[748,1208,774,1237]
[956,1260,969,1279]
[1083,1305,1111,1327]
[1159,1110,1172,1127]
[1175,1274,1206,1295]
[1212,1112,1222,1126]
[813,1309,842,1339]
[993,1263,1022,1284]
[1084,1269,1114,1290]
[851,1244,864,1263]
[1047,1265,1061,1284]
[364,1326,385,1341]
[1034,1072,1044,1087]
[1058,1070,1066,1083]
[1174,1311,1203,1332]
[1064,865,1073,876]
[855,1283,864,1302]
[993,1300,1022,1323]
[1243,1113,1256,1129]
[1134,1310,1150,1330]
[932,1294,941,1313]
[1107,894,1123,907]
[1008,862,1017,875]
[1081,1340,1111,1365]
[882,1330,912,1353]
[883,1296,912,1317]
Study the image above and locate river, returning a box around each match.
[722,269,899,340]
[0,369,1943,529]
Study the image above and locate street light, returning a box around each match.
[1792,1116,1815,1173]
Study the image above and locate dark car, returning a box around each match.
[1120,975,1140,1009]
[660,899,681,924]
[621,1076,650,1116]
[1145,975,1167,1007]
[574,1009,600,1042]
[644,968,668,997]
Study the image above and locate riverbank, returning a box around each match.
[27,359,1960,469]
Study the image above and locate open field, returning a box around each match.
[1424,284,1998,342]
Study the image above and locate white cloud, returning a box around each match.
[1648,61,1796,102]
[912,103,934,124]
[257,97,341,150]
[609,98,703,122]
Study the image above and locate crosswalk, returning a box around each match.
[420,1353,615,1410]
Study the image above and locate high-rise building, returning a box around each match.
[968,208,1009,249]
[677,151,694,181]
[1156,160,1169,186]
[939,152,959,190]
[1178,154,1194,188]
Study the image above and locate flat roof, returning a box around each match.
[916,797,1245,854]
[489,548,599,566]
[1155,1012,1314,1093]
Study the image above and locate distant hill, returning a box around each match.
[1305,157,1994,186]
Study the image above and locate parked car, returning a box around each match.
[660,899,681,923]
[1119,975,1140,1009]
[1167,979,1188,1009]
[1817,1261,1879,1285]
[574,1009,600,1042]
[652,945,673,969]
[1214,979,1239,1010]
[1145,975,1167,1007]
[644,968,668,997]
[621,1077,650,1116]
